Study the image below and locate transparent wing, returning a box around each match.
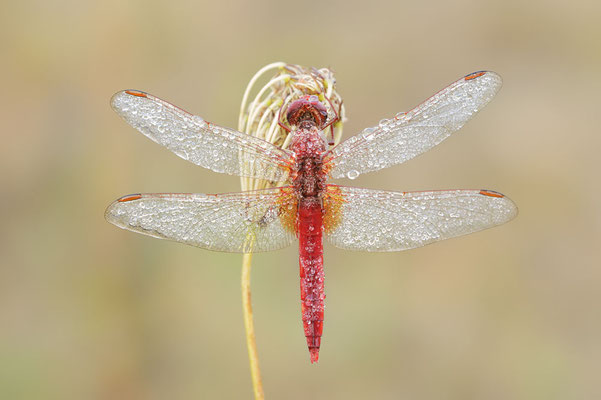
[111,90,293,182]
[324,71,502,179]
[105,188,297,253]
[325,185,517,252]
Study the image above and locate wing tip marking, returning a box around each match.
[111,90,149,111]
[117,194,143,202]
[480,189,519,221]
[464,71,488,81]
[124,90,148,98]
[479,189,504,198]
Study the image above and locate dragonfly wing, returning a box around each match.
[324,71,502,179]
[325,185,517,252]
[105,188,297,253]
[111,90,293,182]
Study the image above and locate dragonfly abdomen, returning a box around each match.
[297,197,325,363]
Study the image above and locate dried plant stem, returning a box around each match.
[241,252,264,400]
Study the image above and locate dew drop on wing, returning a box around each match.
[347,170,359,180]
[361,127,375,141]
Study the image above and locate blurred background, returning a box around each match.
[1,0,600,398]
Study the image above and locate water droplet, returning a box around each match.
[362,127,375,141]
[346,170,359,180]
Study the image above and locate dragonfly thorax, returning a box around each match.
[290,126,327,156]
[293,157,326,197]
[290,126,327,198]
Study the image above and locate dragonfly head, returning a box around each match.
[286,95,328,129]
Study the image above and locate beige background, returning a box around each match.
[1,0,600,399]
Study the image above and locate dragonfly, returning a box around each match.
[105,70,517,363]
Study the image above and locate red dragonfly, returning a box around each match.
[105,71,517,363]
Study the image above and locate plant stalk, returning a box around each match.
[242,252,264,399]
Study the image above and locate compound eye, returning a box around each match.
[285,95,329,127]
[311,101,328,126]
[286,99,305,125]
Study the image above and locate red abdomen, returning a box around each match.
[297,198,325,363]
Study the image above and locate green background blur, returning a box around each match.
[2,0,600,398]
